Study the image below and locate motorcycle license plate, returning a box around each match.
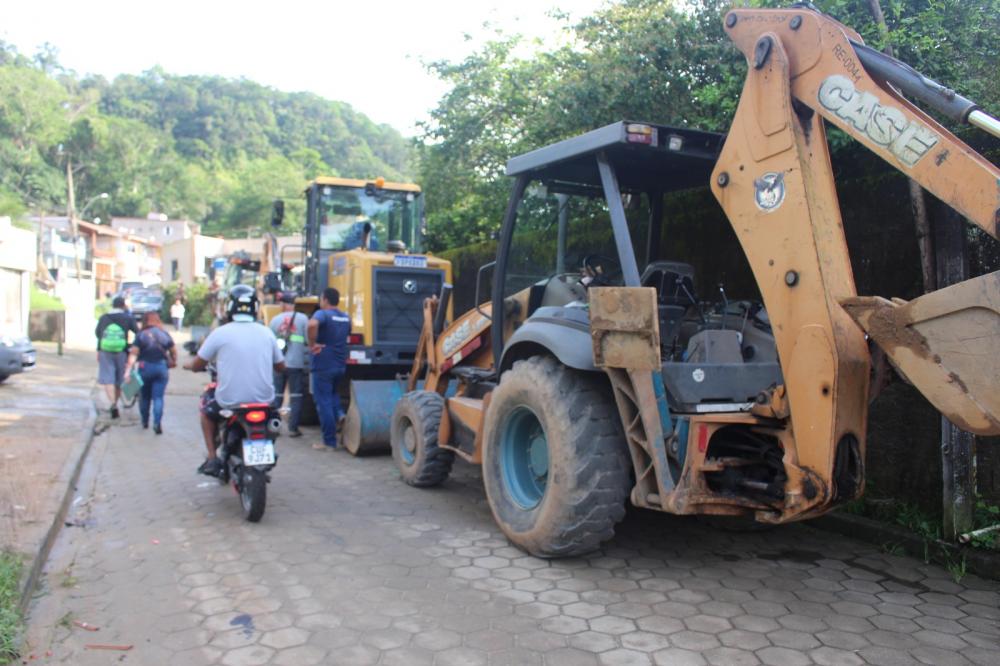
[242,440,275,466]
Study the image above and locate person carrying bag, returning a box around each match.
[125,311,177,434]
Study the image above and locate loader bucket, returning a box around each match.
[842,272,1000,436]
[342,379,458,455]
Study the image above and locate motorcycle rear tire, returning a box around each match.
[240,468,267,522]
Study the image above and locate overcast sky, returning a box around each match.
[2,0,606,136]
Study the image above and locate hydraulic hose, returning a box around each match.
[850,39,1000,140]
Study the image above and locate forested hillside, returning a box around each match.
[0,47,412,234]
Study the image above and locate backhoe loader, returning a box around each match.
[348,5,1000,557]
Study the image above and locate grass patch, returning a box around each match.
[56,612,73,631]
[29,286,64,312]
[0,551,24,664]
[842,489,1000,552]
[59,572,77,589]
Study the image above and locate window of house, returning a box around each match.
[171,259,179,281]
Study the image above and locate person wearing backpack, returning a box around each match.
[125,311,177,434]
[95,295,138,419]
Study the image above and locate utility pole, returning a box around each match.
[66,157,82,283]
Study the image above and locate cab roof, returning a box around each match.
[505,121,723,194]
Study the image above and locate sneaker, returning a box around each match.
[197,458,224,477]
[142,422,149,430]
[153,424,162,435]
[110,406,120,419]
[287,430,303,438]
[312,442,336,451]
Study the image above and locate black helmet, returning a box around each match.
[226,285,259,322]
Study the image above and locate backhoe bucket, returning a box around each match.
[842,272,1000,436]
[342,379,458,455]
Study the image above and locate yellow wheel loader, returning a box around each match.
[266,177,453,431]
[351,5,1000,557]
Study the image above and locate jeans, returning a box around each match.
[139,360,169,427]
[312,367,344,447]
[273,367,305,432]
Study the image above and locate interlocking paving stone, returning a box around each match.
[20,390,1000,665]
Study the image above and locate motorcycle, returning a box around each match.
[215,401,281,522]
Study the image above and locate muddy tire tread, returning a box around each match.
[392,390,454,487]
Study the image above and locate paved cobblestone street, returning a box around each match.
[23,373,1000,666]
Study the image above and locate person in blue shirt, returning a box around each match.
[124,312,177,434]
[307,287,351,450]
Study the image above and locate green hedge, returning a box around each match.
[159,282,217,327]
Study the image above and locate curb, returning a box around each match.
[17,400,98,615]
[806,512,1000,582]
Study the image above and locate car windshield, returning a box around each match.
[318,186,422,252]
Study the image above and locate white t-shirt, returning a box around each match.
[197,321,284,406]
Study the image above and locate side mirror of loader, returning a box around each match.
[271,199,285,227]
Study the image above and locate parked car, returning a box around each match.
[129,289,164,323]
[0,330,36,383]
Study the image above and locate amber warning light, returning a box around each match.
[626,123,656,145]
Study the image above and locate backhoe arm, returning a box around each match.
[711,6,1000,506]
[722,8,999,239]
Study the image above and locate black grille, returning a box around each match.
[373,267,444,344]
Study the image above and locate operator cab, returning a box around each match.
[492,120,782,414]
[302,177,425,294]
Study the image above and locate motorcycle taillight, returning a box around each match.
[245,410,267,423]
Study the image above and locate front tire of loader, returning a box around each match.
[391,391,454,487]
[482,356,630,558]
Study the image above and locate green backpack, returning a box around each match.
[99,322,127,353]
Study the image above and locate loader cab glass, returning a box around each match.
[496,121,724,335]
[222,256,261,294]
[315,184,423,253]
[504,186,630,303]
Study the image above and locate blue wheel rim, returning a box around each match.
[400,419,416,465]
[500,406,549,509]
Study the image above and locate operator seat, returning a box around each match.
[641,261,697,354]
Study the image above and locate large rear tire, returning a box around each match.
[482,356,630,557]
[391,391,454,487]
[240,468,267,523]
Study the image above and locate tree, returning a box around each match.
[0,64,69,208]
[418,0,1000,250]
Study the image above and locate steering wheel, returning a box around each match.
[582,254,622,286]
